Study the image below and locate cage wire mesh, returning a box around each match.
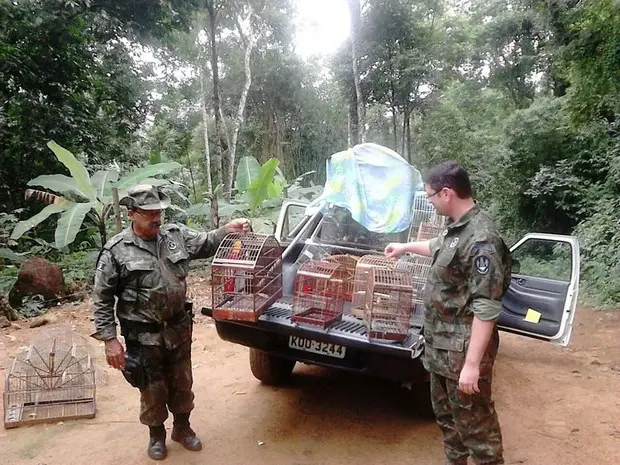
[211,233,282,322]
[394,254,433,327]
[364,267,414,341]
[408,191,447,241]
[291,260,347,328]
[3,326,96,429]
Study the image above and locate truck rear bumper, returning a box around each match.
[203,301,428,383]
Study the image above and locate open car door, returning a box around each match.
[498,233,580,346]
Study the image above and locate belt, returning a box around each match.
[120,311,189,335]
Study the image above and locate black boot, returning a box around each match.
[171,413,203,452]
[148,425,167,460]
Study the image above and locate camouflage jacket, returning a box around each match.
[91,223,227,346]
[422,205,511,380]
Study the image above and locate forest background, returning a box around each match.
[0,0,618,317]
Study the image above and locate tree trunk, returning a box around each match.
[200,71,214,195]
[186,148,198,202]
[348,0,365,144]
[391,105,398,151]
[390,79,398,151]
[401,105,407,157]
[348,101,359,146]
[206,1,227,196]
[228,8,259,195]
[406,111,412,164]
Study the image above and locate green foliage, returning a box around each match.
[11,142,182,248]
[235,156,261,194]
[563,0,620,122]
[57,250,100,290]
[0,0,152,212]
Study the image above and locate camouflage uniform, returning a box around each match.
[423,205,511,465]
[92,222,227,426]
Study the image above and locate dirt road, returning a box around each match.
[1,276,619,465]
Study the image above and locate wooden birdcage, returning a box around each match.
[417,222,445,241]
[394,254,433,327]
[364,267,414,341]
[3,327,96,429]
[324,254,359,301]
[212,233,282,322]
[351,255,396,313]
[291,260,347,328]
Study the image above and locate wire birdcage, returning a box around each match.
[212,233,282,322]
[3,326,96,429]
[291,260,347,328]
[364,267,414,341]
[323,254,359,301]
[408,192,447,241]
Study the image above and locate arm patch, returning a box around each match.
[474,254,492,275]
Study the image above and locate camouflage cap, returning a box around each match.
[119,184,171,211]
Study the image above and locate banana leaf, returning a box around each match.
[10,203,68,240]
[91,169,120,200]
[47,141,97,201]
[247,158,279,214]
[113,162,182,189]
[27,174,85,199]
[55,202,96,248]
[235,156,261,194]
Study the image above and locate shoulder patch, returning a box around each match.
[474,254,492,275]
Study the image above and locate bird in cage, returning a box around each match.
[224,240,245,293]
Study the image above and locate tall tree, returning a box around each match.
[348,0,365,145]
[204,0,228,194]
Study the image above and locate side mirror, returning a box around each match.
[511,258,521,275]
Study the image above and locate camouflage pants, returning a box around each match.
[430,371,504,465]
[125,340,195,426]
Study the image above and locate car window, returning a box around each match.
[511,238,572,281]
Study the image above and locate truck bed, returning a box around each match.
[207,297,427,382]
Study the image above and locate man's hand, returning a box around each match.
[225,218,252,234]
[384,242,407,259]
[458,361,480,394]
[105,337,125,370]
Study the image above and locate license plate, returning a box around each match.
[288,336,346,359]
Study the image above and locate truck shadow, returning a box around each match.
[271,363,432,422]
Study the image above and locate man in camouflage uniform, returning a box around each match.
[385,161,511,465]
[91,184,251,460]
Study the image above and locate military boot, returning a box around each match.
[148,425,167,460]
[171,413,203,452]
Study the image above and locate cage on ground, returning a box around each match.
[3,326,96,429]
[211,233,282,322]
[291,260,348,328]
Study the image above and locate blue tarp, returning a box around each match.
[306,143,422,233]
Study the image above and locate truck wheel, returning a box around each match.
[249,348,296,385]
[410,381,435,419]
